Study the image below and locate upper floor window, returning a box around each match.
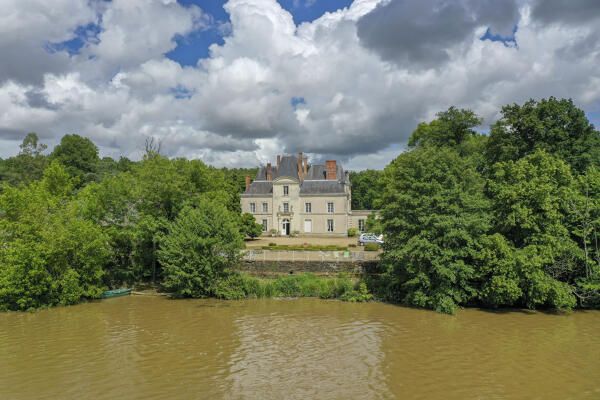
[327,202,334,213]
[283,185,289,196]
[283,202,289,213]
[305,202,311,213]
[250,203,256,213]
[262,203,268,213]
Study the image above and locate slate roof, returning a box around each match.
[241,154,349,196]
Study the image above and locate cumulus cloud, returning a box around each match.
[0,0,600,170]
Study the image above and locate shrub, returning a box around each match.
[364,243,379,251]
[268,242,277,246]
[348,227,357,237]
[349,244,357,248]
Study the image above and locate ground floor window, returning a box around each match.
[358,219,365,231]
[262,219,268,232]
[327,219,334,232]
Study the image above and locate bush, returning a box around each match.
[268,242,277,246]
[348,227,357,237]
[349,244,357,248]
[364,243,379,251]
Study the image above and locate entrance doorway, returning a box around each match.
[282,219,290,236]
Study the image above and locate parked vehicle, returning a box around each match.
[358,233,383,246]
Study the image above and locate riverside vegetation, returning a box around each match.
[1,97,600,313]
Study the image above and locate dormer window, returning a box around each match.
[283,185,289,196]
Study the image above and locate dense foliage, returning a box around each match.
[2,96,599,313]
[376,98,600,313]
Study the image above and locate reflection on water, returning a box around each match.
[1,297,599,400]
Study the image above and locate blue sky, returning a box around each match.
[166,0,354,66]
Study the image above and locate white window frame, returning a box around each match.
[283,202,289,213]
[327,202,334,213]
[327,219,334,232]
[262,219,268,232]
[305,202,311,213]
[283,185,289,196]
[250,203,256,213]
[262,202,268,213]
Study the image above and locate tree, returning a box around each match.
[0,133,48,186]
[408,106,482,149]
[240,212,263,239]
[379,146,491,313]
[487,150,578,309]
[159,200,244,298]
[486,97,600,174]
[50,134,100,184]
[349,170,383,210]
[0,162,109,310]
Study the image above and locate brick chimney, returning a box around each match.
[326,160,336,180]
[298,152,303,181]
[303,157,308,174]
[245,175,250,190]
[277,155,281,170]
[267,163,272,181]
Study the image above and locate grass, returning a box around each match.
[260,244,349,251]
[212,272,372,302]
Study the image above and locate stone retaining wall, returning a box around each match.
[236,260,381,277]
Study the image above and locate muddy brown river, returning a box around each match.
[1,296,599,399]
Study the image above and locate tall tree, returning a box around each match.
[486,97,600,174]
[408,106,482,149]
[379,147,491,313]
[50,134,100,184]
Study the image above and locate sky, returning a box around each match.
[1,0,600,170]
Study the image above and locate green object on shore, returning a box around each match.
[101,289,132,299]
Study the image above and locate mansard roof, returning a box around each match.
[241,154,349,196]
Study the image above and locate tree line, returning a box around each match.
[1,96,599,313]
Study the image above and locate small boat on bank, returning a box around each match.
[101,288,132,299]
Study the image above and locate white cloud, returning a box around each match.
[1,0,600,170]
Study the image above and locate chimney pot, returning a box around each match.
[267,163,272,181]
[245,175,250,190]
[298,152,303,181]
[303,157,308,174]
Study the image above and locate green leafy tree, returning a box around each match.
[240,212,263,239]
[0,133,48,187]
[408,106,482,149]
[487,150,577,309]
[50,134,100,184]
[349,170,383,210]
[379,147,491,313]
[159,200,244,298]
[0,162,109,310]
[486,97,600,174]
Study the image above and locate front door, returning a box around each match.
[304,219,312,233]
[282,219,290,236]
